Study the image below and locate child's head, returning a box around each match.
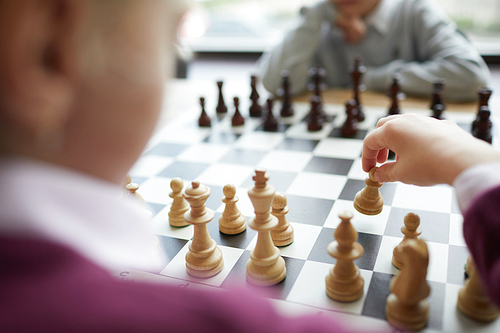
[0,0,185,183]
[330,0,381,17]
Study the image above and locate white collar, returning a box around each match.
[0,155,165,272]
[365,0,400,35]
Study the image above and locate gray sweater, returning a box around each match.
[258,0,490,102]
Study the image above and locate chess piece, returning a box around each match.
[168,177,189,227]
[271,192,294,247]
[325,211,364,302]
[263,97,278,131]
[279,70,294,117]
[386,239,430,331]
[349,56,366,122]
[431,103,445,120]
[353,167,384,215]
[472,106,492,144]
[392,213,422,269]
[122,174,132,188]
[219,184,246,235]
[246,169,286,286]
[387,74,403,116]
[125,183,145,205]
[232,97,245,126]
[216,80,227,114]
[307,95,323,131]
[249,75,262,117]
[341,99,358,138]
[308,66,327,119]
[198,97,211,127]
[429,78,446,111]
[464,254,473,279]
[472,88,493,133]
[457,255,500,322]
[183,181,224,278]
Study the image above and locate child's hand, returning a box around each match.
[335,14,366,44]
[362,114,500,186]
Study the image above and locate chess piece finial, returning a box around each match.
[392,213,422,269]
[198,97,211,127]
[125,183,145,205]
[325,211,364,302]
[271,192,294,247]
[457,255,500,322]
[386,239,430,331]
[216,80,227,114]
[246,169,286,286]
[219,184,246,235]
[232,96,245,126]
[249,75,262,117]
[168,177,189,227]
[263,97,278,131]
[353,167,384,215]
[183,181,224,278]
[341,99,359,138]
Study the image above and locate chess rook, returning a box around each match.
[392,213,422,269]
[325,211,364,302]
[168,177,189,227]
[271,192,294,247]
[354,167,384,215]
[246,169,286,286]
[386,239,430,331]
[219,184,246,235]
[183,181,224,278]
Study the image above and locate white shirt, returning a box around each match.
[0,155,165,272]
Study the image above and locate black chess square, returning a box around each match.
[328,127,368,140]
[203,132,241,144]
[285,194,334,226]
[157,235,189,266]
[207,212,257,250]
[241,170,298,193]
[303,156,353,176]
[276,138,320,152]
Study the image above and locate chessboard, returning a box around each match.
[121,98,500,333]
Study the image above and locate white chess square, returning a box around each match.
[285,122,333,140]
[449,213,466,247]
[286,172,347,200]
[152,207,194,240]
[392,184,453,214]
[156,125,210,144]
[287,260,373,315]
[324,199,391,235]
[313,138,363,160]
[129,155,174,178]
[426,241,449,284]
[373,235,402,276]
[233,131,285,151]
[176,142,232,164]
[137,176,173,205]
[197,163,255,188]
[160,243,244,287]
[346,158,367,180]
[257,150,313,173]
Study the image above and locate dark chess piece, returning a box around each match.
[429,79,446,112]
[198,97,211,127]
[341,99,359,138]
[472,88,493,132]
[472,106,492,144]
[278,71,294,117]
[349,56,366,122]
[249,75,262,117]
[308,95,323,132]
[232,97,245,126]
[431,104,445,120]
[263,97,278,131]
[308,66,327,119]
[387,74,403,116]
[216,80,228,114]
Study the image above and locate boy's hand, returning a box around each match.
[362,114,500,186]
[335,14,366,44]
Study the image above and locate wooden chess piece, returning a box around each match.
[341,99,359,138]
[386,239,430,331]
[246,169,286,286]
[308,66,327,118]
[349,56,366,122]
[429,78,446,111]
[125,183,145,205]
[392,213,422,269]
[249,75,262,117]
[271,192,294,247]
[472,87,492,133]
[122,174,132,188]
[219,184,246,235]
[263,97,278,131]
[279,70,294,117]
[325,211,364,302]
[216,80,227,114]
[232,97,245,126]
[431,104,445,120]
[198,97,211,127]
[464,254,473,279]
[457,255,500,322]
[472,106,492,144]
[387,74,402,116]
[183,181,224,278]
[353,167,384,215]
[168,177,189,227]
[308,95,323,132]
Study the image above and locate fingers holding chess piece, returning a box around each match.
[354,167,384,215]
[271,192,294,247]
[392,213,422,269]
[219,184,246,235]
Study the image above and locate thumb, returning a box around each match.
[375,162,399,183]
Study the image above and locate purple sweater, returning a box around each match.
[0,237,351,332]
[463,185,500,307]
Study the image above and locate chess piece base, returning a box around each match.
[386,293,429,331]
[457,285,500,322]
[392,255,403,270]
[185,244,224,278]
[353,190,383,215]
[169,217,189,227]
[219,215,247,235]
[271,224,294,247]
[325,266,364,302]
[246,254,286,286]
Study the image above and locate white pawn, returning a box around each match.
[125,183,146,205]
[219,184,246,234]
[271,192,294,247]
[392,213,421,269]
[354,167,384,215]
[168,178,189,227]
